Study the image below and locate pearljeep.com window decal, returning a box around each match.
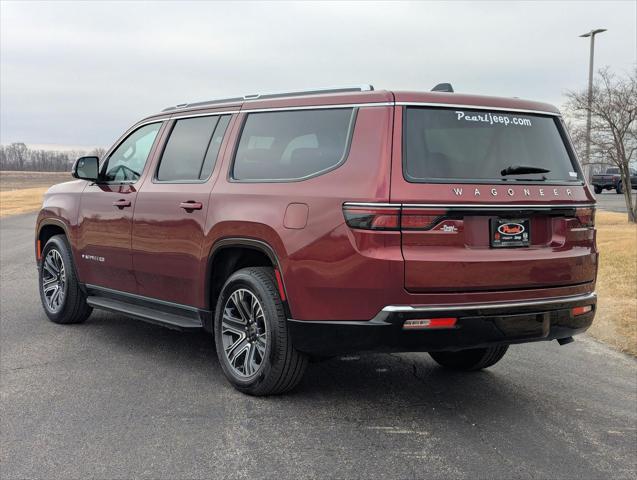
[455,111,533,127]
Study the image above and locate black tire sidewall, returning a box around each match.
[213,269,286,392]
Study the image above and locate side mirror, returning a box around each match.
[72,156,100,181]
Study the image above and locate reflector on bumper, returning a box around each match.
[403,317,457,330]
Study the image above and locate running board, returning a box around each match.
[86,296,204,331]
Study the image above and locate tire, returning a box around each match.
[38,234,92,324]
[594,186,602,194]
[616,183,623,194]
[429,345,509,371]
[214,267,308,396]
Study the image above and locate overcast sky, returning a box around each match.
[1,0,635,149]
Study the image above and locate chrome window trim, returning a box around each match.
[240,102,392,114]
[343,202,596,209]
[382,292,596,313]
[396,102,560,116]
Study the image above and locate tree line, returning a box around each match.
[0,143,106,172]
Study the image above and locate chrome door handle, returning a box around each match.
[179,201,203,211]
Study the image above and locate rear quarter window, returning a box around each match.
[232,108,356,181]
[403,107,581,184]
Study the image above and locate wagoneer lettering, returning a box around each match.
[35,85,597,396]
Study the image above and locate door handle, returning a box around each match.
[112,199,131,209]
[179,201,203,211]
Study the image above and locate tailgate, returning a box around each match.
[391,104,597,293]
[400,204,596,292]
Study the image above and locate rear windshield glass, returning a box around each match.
[404,107,581,183]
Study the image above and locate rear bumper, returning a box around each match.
[288,292,596,355]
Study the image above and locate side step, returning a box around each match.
[86,296,203,331]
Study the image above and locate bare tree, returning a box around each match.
[90,147,107,159]
[0,144,104,172]
[565,67,637,222]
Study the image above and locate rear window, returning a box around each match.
[233,108,356,181]
[404,107,581,183]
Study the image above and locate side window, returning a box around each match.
[233,108,355,181]
[103,123,161,182]
[156,115,230,182]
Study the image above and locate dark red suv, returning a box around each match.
[36,85,598,395]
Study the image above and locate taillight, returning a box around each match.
[342,205,400,230]
[343,204,448,231]
[400,207,447,230]
[574,207,595,227]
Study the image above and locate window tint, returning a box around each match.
[233,108,355,181]
[103,123,161,182]
[157,116,230,182]
[404,108,580,183]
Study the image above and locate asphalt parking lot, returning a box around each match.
[1,213,636,479]
[596,191,631,213]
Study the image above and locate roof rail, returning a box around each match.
[162,85,374,112]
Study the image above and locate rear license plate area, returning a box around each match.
[490,218,530,248]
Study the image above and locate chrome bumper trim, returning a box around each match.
[381,292,597,313]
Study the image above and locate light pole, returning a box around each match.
[579,28,606,181]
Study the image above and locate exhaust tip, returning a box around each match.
[557,336,575,346]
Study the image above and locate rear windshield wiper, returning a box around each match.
[500,165,551,176]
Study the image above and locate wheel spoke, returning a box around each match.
[43,259,57,277]
[254,335,266,359]
[236,291,254,322]
[49,286,60,308]
[228,338,250,370]
[244,343,258,376]
[222,308,246,330]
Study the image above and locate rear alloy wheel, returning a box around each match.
[594,185,602,194]
[38,235,92,324]
[214,267,307,395]
[429,345,509,371]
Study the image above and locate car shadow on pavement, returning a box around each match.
[83,310,537,421]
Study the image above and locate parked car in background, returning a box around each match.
[35,85,597,395]
[591,167,637,194]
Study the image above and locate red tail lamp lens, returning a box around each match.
[401,208,447,230]
[574,207,595,227]
[572,305,592,316]
[343,206,400,231]
[403,317,457,330]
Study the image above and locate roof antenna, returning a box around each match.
[431,83,454,93]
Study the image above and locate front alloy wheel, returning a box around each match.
[38,234,92,324]
[41,249,67,314]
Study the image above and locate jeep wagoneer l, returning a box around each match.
[36,85,597,395]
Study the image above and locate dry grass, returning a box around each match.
[0,171,70,191]
[0,187,49,217]
[588,211,637,355]
[0,179,634,354]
